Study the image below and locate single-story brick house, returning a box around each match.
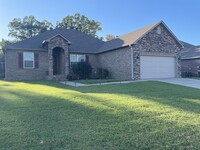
[181,41,200,76]
[4,20,183,81]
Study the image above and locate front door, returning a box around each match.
[53,53,58,75]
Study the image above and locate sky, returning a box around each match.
[0,0,200,45]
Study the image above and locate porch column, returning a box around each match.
[47,35,70,80]
[64,45,70,76]
[48,46,53,80]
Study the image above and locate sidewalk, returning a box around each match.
[60,80,140,87]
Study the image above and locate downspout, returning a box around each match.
[129,45,134,80]
[4,48,6,79]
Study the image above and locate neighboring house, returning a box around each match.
[4,20,183,81]
[181,41,200,76]
[0,55,5,78]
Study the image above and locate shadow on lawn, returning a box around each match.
[0,88,199,149]
[23,80,200,114]
[78,81,200,113]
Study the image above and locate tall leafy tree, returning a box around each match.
[57,13,102,38]
[8,16,53,40]
[105,34,116,41]
[0,38,15,54]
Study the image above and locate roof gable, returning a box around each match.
[46,34,72,44]
[98,21,183,53]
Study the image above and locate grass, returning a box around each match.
[193,77,200,80]
[0,80,200,149]
[74,79,125,84]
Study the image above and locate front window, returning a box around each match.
[23,52,34,69]
[70,54,86,64]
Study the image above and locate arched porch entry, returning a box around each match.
[53,47,64,75]
[47,35,70,80]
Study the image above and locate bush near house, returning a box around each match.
[70,61,92,79]
[67,62,110,81]
[97,68,109,79]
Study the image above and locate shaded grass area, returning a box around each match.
[74,79,125,84]
[193,77,200,80]
[0,80,200,149]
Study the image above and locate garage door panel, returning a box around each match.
[140,56,175,79]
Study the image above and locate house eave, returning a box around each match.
[5,48,47,51]
[97,45,130,54]
[181,57,200,60]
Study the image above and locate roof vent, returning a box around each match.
[156,27,162,34]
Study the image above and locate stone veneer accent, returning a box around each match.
[47,35,70,80]
[132,24,182,80]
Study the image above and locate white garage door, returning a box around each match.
[140,56,176,79]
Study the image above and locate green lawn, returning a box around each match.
[193,77,200,80]
[0,80,200,149]
[74,79,125,84]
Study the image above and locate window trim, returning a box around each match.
[23,52,35,69]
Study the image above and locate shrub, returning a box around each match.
[71,61,92,79]
[98,68,109,79]
[67,71,79,81]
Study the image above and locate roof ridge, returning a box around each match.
[118,21,161,38]
[98,21,162,52]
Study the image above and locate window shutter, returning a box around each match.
[34,53,39,68]
[18,52,23,69]
[86,55,89,63]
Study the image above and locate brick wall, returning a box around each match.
[181,59,200,76]
[5,50,48,80]
[97,47,132,80]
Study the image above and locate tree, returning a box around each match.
[8,16,53,40]
[105,34,116,41]
[57,13,102,38]
[0,38,15,54]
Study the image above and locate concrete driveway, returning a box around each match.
[154,78,200,89]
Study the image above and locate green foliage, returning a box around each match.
[8,16,53,40]
[7,13,102,41]
[98,68,109,79]
[105,34,115,41]
[0,80,200,149]
[57,13,102,38]
[0,38,15,54]
[71,61,92,79]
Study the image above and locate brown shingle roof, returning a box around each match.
[98,21,161,53]
[5,21,183,54]
[98,21,183,53]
